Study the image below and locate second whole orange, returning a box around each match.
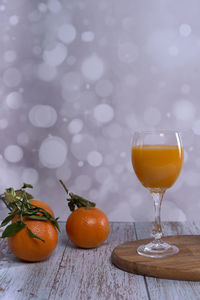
[66,206,110,248]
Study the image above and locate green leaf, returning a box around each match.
[53,218,61,232]
[27,215,48,221]
[0,210,19,227]
[27,227,45,243]
[38,207,52,218]
[1,215,14,227]
[22,183,33,189]
[1,221,26,238]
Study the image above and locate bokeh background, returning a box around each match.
[0,0,200,222]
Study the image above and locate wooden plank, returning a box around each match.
[135,221,200,300]
[0,223,67,300]
[49,222,149,300]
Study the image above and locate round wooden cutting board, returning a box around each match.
[111,235,200,281]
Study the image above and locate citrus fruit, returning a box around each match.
[66,207,110,248]
[8,200,58,262]
[59,179,110,249]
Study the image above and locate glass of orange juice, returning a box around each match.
[131,130,184,258]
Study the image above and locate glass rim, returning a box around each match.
[133,130,182,135]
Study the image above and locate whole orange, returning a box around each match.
[8,200,58,262]
[66,207,110,248]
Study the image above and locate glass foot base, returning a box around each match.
[137,240,179,258]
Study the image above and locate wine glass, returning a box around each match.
[131,130,184,258]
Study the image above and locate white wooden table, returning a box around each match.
[1,221,200,300]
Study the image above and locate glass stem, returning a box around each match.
[150,191,165,241]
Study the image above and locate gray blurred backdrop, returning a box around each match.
[0,0,199,222]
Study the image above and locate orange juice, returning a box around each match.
[131,145,183,189]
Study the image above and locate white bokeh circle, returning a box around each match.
[81,31,95,42]
[94,104,114,123]
[0,5,5,11]
[38,3,47,12]
[192,120,200,135]
[173,99,195,121]
[81,54,104,81]
[57,24,76,44]
[0,119,8,129]
[4,145,23,163]
[6,91,23,110]
[4,50,17,63]
[29,105,57,128]
[78,161,84,167]
[87,151,103,167]
[0,168,21,190]
[9,15,19,26]
[179,24,191,37]
[47,0,62,13]
[68,118,83,134]
[43,43,67,67]
[168,45,179,56]
[39,136,67,168]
